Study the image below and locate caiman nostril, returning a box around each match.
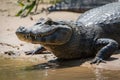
[18,26,26,31]
[19,26,24,29]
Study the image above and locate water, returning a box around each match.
[0,58,120,80]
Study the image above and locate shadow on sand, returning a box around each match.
[24,57,118,71]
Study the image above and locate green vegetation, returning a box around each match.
[16,0,62,17]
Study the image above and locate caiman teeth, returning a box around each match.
[25,34,30,39]
[28,33,30,36]
[25,36,27,39]
[25,35,28,39]
[35,35,37,39]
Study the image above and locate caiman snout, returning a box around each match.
[16,20,73,45]
[16,26,32,43]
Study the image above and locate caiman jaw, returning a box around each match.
[16,23,73,45]
[16,26,58,44]
[30,25,73,45]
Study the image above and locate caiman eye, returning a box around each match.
[35,18,45,25]
[35,22,42,25]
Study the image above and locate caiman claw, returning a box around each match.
[90,57,106,65]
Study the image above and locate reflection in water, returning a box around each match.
[94,68,104,80]
[0,57,120,80]
[91,67,108,80]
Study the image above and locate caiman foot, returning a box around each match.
[91,38,118,65]
[25,46,46,55]
[90,57,106,65]
[25,50,35,55]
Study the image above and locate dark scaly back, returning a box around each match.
[77,2,120,24]
[76,2,120,44]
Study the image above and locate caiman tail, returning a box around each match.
[46,0,119,13]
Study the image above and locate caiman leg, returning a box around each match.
[25,46,47,55]
[91,38,118,64]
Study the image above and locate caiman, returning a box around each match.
[16,2,120,64]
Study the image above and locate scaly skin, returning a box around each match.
[16,2,120,64]
[46,0,119,13]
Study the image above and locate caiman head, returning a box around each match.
[16,18,73,45]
